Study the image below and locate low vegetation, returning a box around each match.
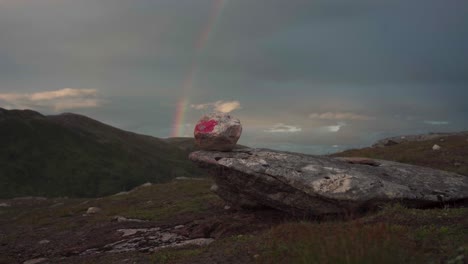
[333,134,468,176]
[1,179,466,264]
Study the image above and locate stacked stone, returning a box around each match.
[194,113,242,151]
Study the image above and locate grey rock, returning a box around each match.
[38,239,50,245]
[112,216,146,223]
[117,229,140,237]
[86,207,102,214]
[84,225,215,255]
[160,232,178,242]
[0,202,11,207]
[170,238,214,247]
[189,148,468,216]
[117,228,160,237]
[114,191,129,196]
[23,258,49,264]
[194,112,242,151]
[433,144,441,151]
[140,182,152,188]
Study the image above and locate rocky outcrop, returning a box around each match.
[80,225,214,255]
[190,148,468,216]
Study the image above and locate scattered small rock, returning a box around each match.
[160,232,178,243]
[86,207,102,214]
[210,184,219,192]
[82,226,215,256]
[23,258,49,264]
[112,216,146,223]
[166,238,214,248]
[140,182,152,188]
[118,229,138,237]
[432,144,441,151]
[0,202,11,207]
[174,225,185,230]
[224,205,231,210]
[117,228,161,238]
[114,191,129,196]
[38,240,50,245]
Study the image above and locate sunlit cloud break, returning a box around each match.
[424,120,450,125]
[0,88,101,111]
[190,100,241,113]
[264,123,302,133]
[309,112,375,121]
[318,122,347,133]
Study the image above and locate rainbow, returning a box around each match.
[170,0,227,138]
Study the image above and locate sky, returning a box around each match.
[0,0,467,154]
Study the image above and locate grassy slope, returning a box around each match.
[0,109,205,198]
[0,179,466,264]
[332,133,468,176]
[1,126,467,263]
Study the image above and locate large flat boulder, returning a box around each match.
[189,148,468,216]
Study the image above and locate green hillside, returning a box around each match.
[0,108,205,198]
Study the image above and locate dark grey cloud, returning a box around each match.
[0,0,467,154]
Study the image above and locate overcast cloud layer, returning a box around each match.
[1,0,467,154]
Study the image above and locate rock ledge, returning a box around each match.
[189,148,468,216]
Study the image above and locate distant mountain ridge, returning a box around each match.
[0,108,204,198]
[372,131,468,147]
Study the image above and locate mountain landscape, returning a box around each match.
[0,108,205,198]
[1,1,467,263]
[0,109,467,264]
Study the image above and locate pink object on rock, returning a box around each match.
[194,112,242,151]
